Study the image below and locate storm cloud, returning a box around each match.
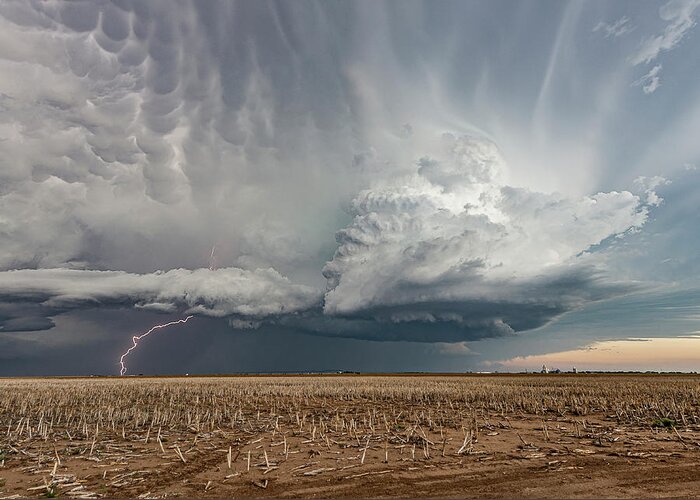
[0,0,697,356]
[317,135,653,341]
[0,133,660,341]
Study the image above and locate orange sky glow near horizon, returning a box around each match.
[491,335,700,372]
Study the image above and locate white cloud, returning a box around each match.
[0,267,321,326]
[593,16,635,38]
[630,0,700,65]
[634,175,671,206]
[632,64,663,94]
[626,0,699,95]
[322,135,657,337]
[2,135,657,342]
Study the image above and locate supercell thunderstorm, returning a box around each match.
[0,1,674,372]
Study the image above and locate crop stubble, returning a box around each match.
[1,374,699,498]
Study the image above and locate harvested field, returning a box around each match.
[1,374,699,499]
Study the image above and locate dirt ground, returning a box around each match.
[1,375,699,499]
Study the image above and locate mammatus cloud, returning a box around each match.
[0,1,360,276]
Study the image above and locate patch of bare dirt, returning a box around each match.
[1,375,699,498]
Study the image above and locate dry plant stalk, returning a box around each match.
[1,373,698,499]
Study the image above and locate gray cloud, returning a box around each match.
[0,1,688,355]
[0,1,360,279]
[279,266,641,344]
[0,267,320,332]
[0,303,57,333]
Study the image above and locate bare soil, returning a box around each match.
[1,375,699,499]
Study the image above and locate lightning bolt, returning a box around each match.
[118,245,217,375]
[118,315,194,376]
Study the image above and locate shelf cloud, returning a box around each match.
[0,267,320,332]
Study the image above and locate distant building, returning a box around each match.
[572,366,577,374]
[541,364,549,374]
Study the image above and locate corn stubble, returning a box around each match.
[0,375,699,498]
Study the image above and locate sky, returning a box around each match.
[1,0,699,376]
